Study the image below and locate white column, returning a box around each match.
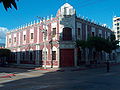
[5,35,8,48]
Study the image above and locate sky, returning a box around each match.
[0,0,120,43]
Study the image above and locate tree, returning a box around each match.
[0,0,19,10]
[103,34,119,60]
[110,34,119,50]
[86,36,106,63]
[76,40,88,65]
[76,35,119,64]
[87,36,105,52]
[76,40,87,49]
[0,48,11,63]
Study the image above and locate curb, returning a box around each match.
[35,68,51,71]
[70,68,87,71]
[2,62,120,73]
[34,68,87,72]
[34,68,60,72]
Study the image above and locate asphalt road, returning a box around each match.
[0,65,120,90]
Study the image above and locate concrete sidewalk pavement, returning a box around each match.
[1,62,120,73]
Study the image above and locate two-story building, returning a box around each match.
[6,3,113,68]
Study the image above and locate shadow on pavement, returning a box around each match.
[0,64,120,90]
[0,70,80,90]
[0,66,33,74]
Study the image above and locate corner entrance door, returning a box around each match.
[60,49,74,67]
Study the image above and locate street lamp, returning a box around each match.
[41,28,47,69]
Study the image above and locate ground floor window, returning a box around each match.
[52,51,56,60]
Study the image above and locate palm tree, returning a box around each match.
[0,48,11,64]
[0,0,18,10]
[103,34,119,61]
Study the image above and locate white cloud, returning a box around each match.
[0,27,8,43]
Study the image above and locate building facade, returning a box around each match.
[113,16,120,61]
[113,16,120,43]
[6,3,113,68]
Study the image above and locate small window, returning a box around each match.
[52,28,56,37]
[108,36,110,39]
[24,35,26,41]
[9,38,11,43]
[64,7,67,15]
[99,34,101,37]
[52,51,56,60]
[78,28,80,36]
[31,33,34,39]
[14,37,16,42]
[117,35,120,38]
[92,32,95,37]
[117,27,119,30]
[117,19,120,21]
[117,23,119,26]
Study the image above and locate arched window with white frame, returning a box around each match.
[52,46,57,60]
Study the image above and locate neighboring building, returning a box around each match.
[6,3,113,68]
[113,16,120,62]
[113,16,120,43]
[0,43,5,49]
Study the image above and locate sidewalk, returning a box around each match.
[2,62,120,72]
[0,63,120,78]
[35,62,120,72]
[35,64,106,72]
[0,73,15,78]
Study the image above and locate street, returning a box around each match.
[0,65,120,90]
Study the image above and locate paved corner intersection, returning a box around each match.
[0,65,120,90]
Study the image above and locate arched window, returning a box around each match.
[52,46,57,60]
[63,27,72,41]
